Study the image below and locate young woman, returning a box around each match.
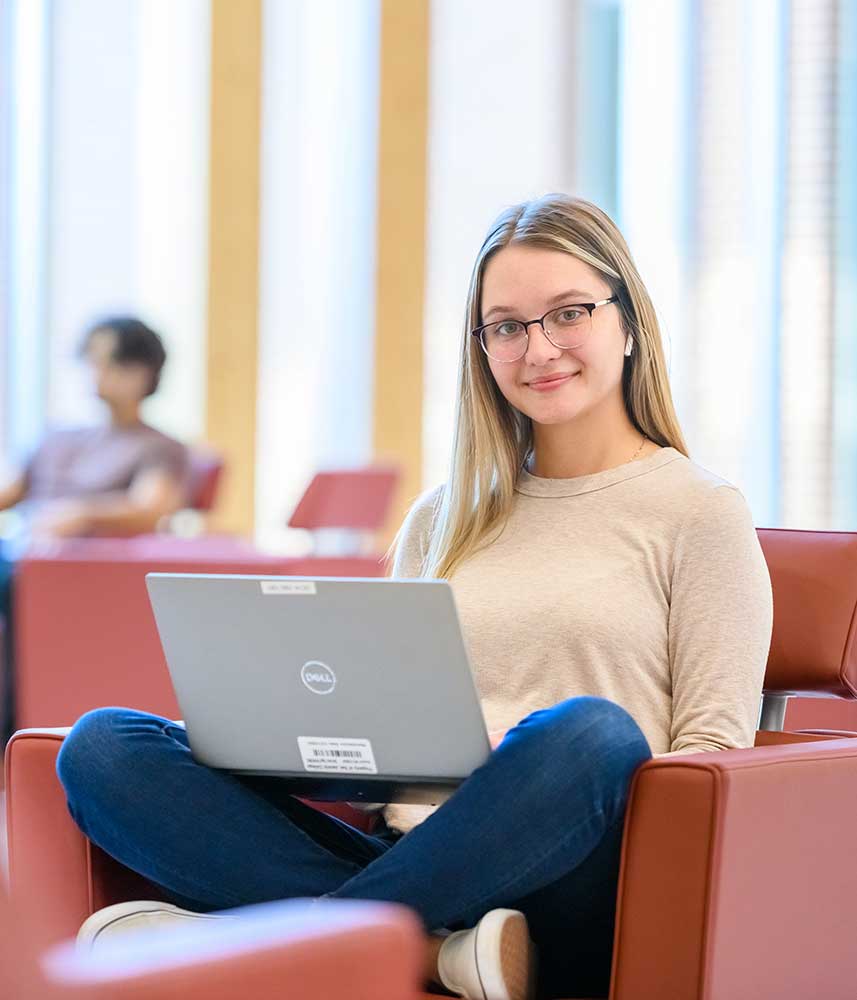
[57,196,773,1000]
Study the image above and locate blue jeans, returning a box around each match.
[57,696,651,999]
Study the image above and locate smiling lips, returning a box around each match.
[526,372,580,390]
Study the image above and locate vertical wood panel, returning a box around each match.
[205,0,262,535]
[373,0,430,543]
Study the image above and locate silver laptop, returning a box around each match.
[145,573,491,805]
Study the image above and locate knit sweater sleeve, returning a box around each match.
[661,484,773,756]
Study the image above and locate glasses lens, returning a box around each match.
[544,305,591,349]
[482,321,527,361]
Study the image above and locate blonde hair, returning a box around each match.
[389,194,689,580]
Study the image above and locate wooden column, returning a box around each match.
[205,0,262,536]
[372,0,430,545]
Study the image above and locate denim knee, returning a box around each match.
[514,696,652,784]
[56,706,144,803]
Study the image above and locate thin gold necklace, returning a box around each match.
[528,435,649,476]
[630,434,647,461]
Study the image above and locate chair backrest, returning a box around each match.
[186,449,225,512]
[287,465,401,532]
[757,527,857,697]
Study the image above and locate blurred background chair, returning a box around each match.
[186,448,225,514]
[160,447,225,538]
[288,465,401,557]
[0,879,424,1000]
[10,538,388,731]
[6,528,857,999]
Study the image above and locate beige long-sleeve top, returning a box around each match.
[371,446,773,836]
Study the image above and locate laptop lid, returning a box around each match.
[145,573,491,804]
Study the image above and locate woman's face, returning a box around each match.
[479,244,627,428]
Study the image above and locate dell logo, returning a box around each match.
[301,660,336,695]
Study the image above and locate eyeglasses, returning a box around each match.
[471,297,618,363]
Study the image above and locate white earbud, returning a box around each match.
[624,334,634,357]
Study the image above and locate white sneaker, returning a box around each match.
[76,900,236,953]
[436,908,537,1000]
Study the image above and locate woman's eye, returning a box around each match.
[558,309,583,323]
[496,322,523,337]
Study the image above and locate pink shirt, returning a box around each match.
[23,423,189,509]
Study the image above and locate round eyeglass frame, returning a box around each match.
[471,296,619,363]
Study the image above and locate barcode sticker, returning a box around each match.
[297,737,378,774]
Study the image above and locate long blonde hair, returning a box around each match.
[390,194,689,580]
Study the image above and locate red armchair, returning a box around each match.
[768,527,857,734]
[6,528,857,999]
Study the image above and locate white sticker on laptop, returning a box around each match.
[297,737,378,774]
[261,581,317,596]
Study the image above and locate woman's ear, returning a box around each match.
[624,334,634,357]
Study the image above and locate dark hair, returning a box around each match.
[80,316,167,397]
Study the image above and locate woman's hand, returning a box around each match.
[488,729,508,751]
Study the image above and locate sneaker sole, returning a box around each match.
[473,909,536,1000]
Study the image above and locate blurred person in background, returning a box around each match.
[0,315,190,741]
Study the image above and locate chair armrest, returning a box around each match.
[45,898,425,1000]
[610,738,857,1000]
[4,729,93,948]
[6,727,163,950]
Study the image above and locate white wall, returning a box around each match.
[134,0,210,442]
[44,0,209,446]
[256,0,381,552]
[617,0,689,418]
[3,0,51,473]
[620,0,784,527]
[422,0,582,489]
